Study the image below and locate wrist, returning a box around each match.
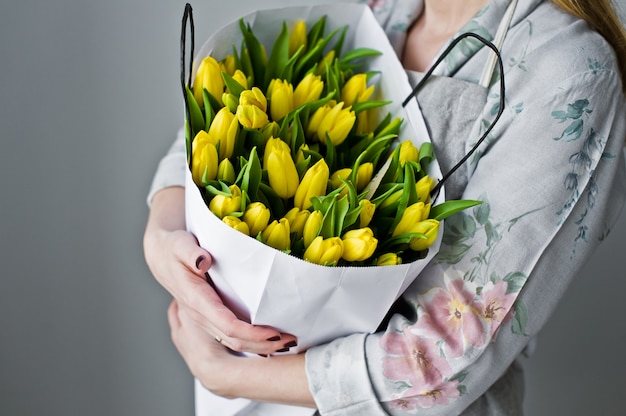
[216,353,315,408]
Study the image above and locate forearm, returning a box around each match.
[223,353,315,408]
[145,187,186,233]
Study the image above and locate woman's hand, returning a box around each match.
[168,299,315,407]
[143,187,297,355]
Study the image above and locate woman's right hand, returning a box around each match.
[143,187,297,355]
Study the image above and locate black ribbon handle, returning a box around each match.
[402,32,506,200]
[181,3,195,167]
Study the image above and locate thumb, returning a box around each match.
[172,231,214,276]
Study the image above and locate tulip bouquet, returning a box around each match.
[183,2,478,353]
[184,15,476,269]
[181,3,480,414]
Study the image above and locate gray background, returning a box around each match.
[1,0,625,415]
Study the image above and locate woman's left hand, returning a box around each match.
[168,299,316,407]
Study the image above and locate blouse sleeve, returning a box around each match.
[305,61,626,415]
[146,127,187,206]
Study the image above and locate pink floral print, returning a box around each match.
[416,276,487,358]
[380,272,520,409]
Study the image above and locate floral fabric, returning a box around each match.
[147,0,626,414]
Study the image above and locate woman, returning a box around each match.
[143,0,626,414]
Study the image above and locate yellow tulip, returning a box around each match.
[303,210,323,248]
[407,219,440,251]
[231,69,248,90]
[193,55,224,106]
[243,202,271,237]
[239,87,267,112]
[415,176,435,203]
[261,121,280,142]
[341,73,375,106]
[236,103,269,129]
[399,140,419,167]
[264,137,299,199]
[330,168,352,190]
[376,253,402,266]
[356,163,373,191]
[358,199,376,228]
[217,158,236,184]
[262,219,291,251]
[316,50,335,75]
[392,202,432,236]
[209,185,242,218]
[356,110,371,134]
[296,143,309,164]
[191,131,219,186]
[304,236,343,266]
[268,79,295,121]
[284,207,311,240]
[208,107,239,159]
[220,55,236,76]
[222,92,239,113]
[294,159,329,210]
[311,102,356,146]
[294,73,324,108]
[288,20,307,56]
[222,216,250,235]
[341,228,378,262]
[378,189,403,210]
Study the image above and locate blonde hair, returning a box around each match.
[550,0,626,94]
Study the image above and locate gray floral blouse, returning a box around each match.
[148,0,626,414]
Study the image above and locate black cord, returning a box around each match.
[181,3,195,168]
[402,32,506,199]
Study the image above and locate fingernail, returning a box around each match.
[283,340,297,348]
[266,336,281,342]
[257,354,268,358]
[276,347,289,353]
[196,256,205,269]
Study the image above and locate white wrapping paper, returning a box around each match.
[184,3,444,414]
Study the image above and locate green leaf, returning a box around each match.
[185,86,205,137]
[324,134,337,172]
[295,25,341,79]
[390,163,418,231]
[240,147,262,200]
[203,87,222,115]
[339,47,382,65]
[430,200,483,221]
[258,182,286,218]
[239,19,266,88]
[222,72,245,97]
[264,22,290,86]
[418,142,434,168]
[330,25,348,59]
[306,15,326,49]
[351,100,391,115]
[205,181,232,197]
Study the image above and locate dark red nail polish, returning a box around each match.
[276,347,289,353]
[257,354,268,357]
[283,340,297,348]
[196,256,205,269]
[266,336,281,342]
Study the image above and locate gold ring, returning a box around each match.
[215,335,223,344]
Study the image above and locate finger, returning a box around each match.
[169,231,213,276]
[167,300,183,351]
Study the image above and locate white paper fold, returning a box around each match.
[184,3,444,415]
